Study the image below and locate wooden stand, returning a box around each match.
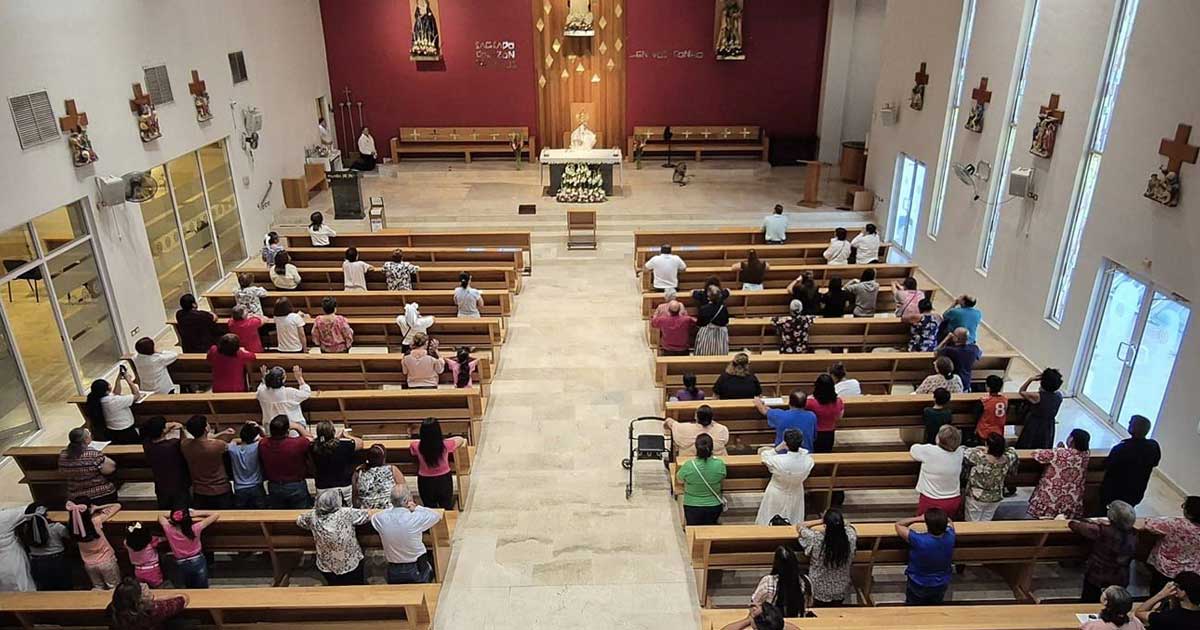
[799,161,821,207]
[567,210,597,250]
[281,163,328,209]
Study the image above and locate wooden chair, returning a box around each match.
[567,210,597,250]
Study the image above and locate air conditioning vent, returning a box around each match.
[143,65,174,105]
[8,90,59,149]
[229,51,248,84]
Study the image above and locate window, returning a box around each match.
[889,153,928,256]
[143,64,174,105]
[977,0,1041,273]
[229,51,248,83]
[1045,0,1140,324]
[8,91,59,149]
[199,140,247,270]
[927,0,979,238]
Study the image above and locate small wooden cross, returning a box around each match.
[58,99,88,132]
[1158,124,1199,174]
[450,131,458,140]
[701,130,711,139]
[1039,93,1065,123]
[741,128,752,139]
[971,77,992,106]
[188,70,207,97]
[723,128,731,138]
[681,130,692,140]
[411,129,422,141]
[914,62,929,88]
[129,83,153,113]
[490,133,499,140]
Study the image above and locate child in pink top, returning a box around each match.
[444,347,479,388]
[123,523,166,587]
[410,418,468,510]
[66,498,122,589]
[158,508,220,589]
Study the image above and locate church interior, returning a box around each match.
[0,0,1197,628]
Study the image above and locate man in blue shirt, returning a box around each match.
[937,327,982,391]
[942,295,982,343]
[895,508,956,605]
[753,390,816,451]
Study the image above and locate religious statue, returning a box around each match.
[564,0,594,36]
[67,127,98,167]
[1144,165,1181,207]
[410,0,442,60]
[569,111,597,152]
[193,90,213,123]
[964,101,985,133]
[1029,110,1060,158]
[909,82,925,111]
[137,103,161,143]
[715,0,745,60]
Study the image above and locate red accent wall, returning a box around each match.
[318,0,538,157]
[625,0,829,140]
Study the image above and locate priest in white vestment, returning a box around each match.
[754,429,815,526]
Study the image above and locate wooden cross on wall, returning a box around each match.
[58,99,88,132]
[188,70,207,97]
[971,77,992,106]
[1158,124,1199,174]
[914,62,929,88]
[129,83,153,112]
[1039,93,1065,123]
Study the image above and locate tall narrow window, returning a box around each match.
[889,153,928,256]
[977,0,1041,273]
[1045,0,1139,324]
[927,0,978,238]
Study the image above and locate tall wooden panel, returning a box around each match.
[532,0,627,150]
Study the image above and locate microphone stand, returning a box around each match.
[661,126,676,168]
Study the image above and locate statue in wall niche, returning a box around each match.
[137,103,162,143]
[564,0,594,36]
[193,91,212,123]
[410,0,442,60]
[909,83,925,111]
[964,101,985,133]
[715,0,745,60]
[569,111,597,152]
[1029,110,1060,158]
[1143,166,1180,207]
[67,127,98,167]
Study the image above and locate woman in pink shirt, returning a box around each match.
[444,347,479,388]
[805,374,844,454]
[892,277,923,323]
[401,333,445,389]
[311,297,354,353]
[227,305,264,353]
[208,334,256,393]
[410,418,467,509]
[158,508,220,589]
[66,498,122,589]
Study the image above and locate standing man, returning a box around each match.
[180,415,237,509]
[642,244,687,291]
[650,301,695,356]
[351,126,378,171]
[258,414,315,509]
[762,204,789,244]
[371,486,444,584]
[942,295,982,343]
[895,508,956,605]
[937,327,982,391]
[850,224,882,264]
[754,391,816,451]
[1098,415,1161,512]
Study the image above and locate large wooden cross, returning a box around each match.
[1039,93,1065,123]
[58,99,88,132]
[971,77,992,106]
[129,83,153,113]
[914,62,929,88]
[1158,124,1199,174]
[188,70,207,97]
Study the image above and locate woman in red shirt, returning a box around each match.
[207,334,256,393]
[227,305,265,353]
[410,418,467,510]
[805,374,845,454]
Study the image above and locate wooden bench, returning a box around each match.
[70,388,485,442]
[280,163,328,209]
[634,227,869,251]
[655,352,1017,400]
[642,262,918,292]
[204,290,513,320]
[629,125,769,161]
[6,439,475,510]
[239,265,521,294]
[649,316,915,354]
[278,245,526,273]
[700,604,1098,630]
[634,242,893,269]
[665,394,1030,446]
[170,316,504,360]
[46,509,456,588]
[0,584,439,630]
[687,520,1139,606]
[280,230,532,273]
[391,126,535,163]
[640,287,928,319]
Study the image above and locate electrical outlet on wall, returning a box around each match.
[242,176,251,187]
[129,326,139,336]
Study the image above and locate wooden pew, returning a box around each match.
[130,353,494,397]
[640,287,929,319]
[0,584,440,630]
[6,440,475,510]
[700,604,1097,630]
[69,388,485,442]
[634,242,892,270]
[672,450,1107,512]
[642,263,918,292]
[687,520,1107,606]
[204,290,512,319]
[391,126,535,163]
[281,229,532,273]
[649,316,914,353]
[46,509,456,589]
[634,227,869,252]
[654,352,1017,400]
[628,125,769,161]
[170,316,504,360]
[664,394,1030,446]
[239,265,521,294]
[279,245,525,273]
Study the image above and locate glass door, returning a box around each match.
[889,153,927,256]
[1118,292,1190,433]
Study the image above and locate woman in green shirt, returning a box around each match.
[678,434,727,525]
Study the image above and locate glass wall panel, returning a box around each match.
[2,275,75,409]
[0,319,37,452]
[167,153,222,291]
[199,141,246,271]
[33,200,88,255]
[140,165,191,317]
[0,224,38,276]
[46,243,121,381]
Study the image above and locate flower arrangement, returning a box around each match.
[556,163,606,203]
[510,134,527,170]
[633,135,650,170]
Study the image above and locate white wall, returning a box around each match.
[840,0,885,145]
[867,0,1200,491]
[0,0,331,351]
[818,0,886,163]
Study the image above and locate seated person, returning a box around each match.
[713,353,762,399]
[671,373,705,402]
[914,356,964,394]
[665,405,729,458]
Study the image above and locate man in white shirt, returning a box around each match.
[256,366,312,426]
[132,337,178,394]
[643,244,688,291]
[822,227,852,265]
[341,247,373,291]
[850,223,882,264]
[351,127,378,171]
[371,486,443,584]
[318,118,333,147]
[762,204,789,244]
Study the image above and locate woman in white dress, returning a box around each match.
[755,428,815,526]
[0,505,36,591]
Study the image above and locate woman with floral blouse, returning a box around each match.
[1027,429,1090,519]
[296,488,371,584]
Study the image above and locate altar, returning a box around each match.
[540,147,624,199]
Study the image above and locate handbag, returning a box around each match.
[769,514,792,526]
[691,459,728,511]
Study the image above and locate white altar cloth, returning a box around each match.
[539,148,622,164]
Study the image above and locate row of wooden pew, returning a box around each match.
[640,262,917,293]
[282,229,532,273]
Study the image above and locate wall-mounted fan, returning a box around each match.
[952,160,991,201]
[123,171,159,203]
